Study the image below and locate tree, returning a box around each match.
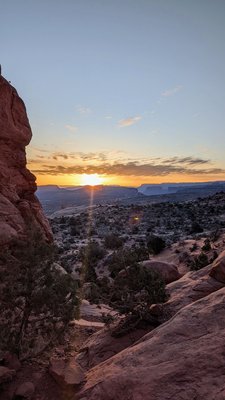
[79,241,105,282]
[104,233,124,250]
[147,235,166,255]
[110,264,168,337]
[0,233,79,358]
[190,252,209,271]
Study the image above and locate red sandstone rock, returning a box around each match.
[76,287,225,400]
[209,250,225,283]
[0,366,15,385]
[76,265,224,376]
[14,382,35,398]
[0,76,52,246]
[165,263,224,315]
[49,357,85,388]
[141,260,181,283]
[76,325,148,369]
[2,352,21,371]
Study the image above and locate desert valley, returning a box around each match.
[1,1,225,398]
[1,74,225,399]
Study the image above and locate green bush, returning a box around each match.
[190,252,209,271]
[104,233,124,250]
[112,263,168,313]
[110,264,168,337]
[201,238,211,252]
[0,234,79,358]
[147,235,166,255]
[79,241,105,282]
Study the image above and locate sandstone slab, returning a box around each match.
[209,250,225,283]
[49,358,85,388]
[76,287,225,400]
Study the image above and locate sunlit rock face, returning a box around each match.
[0,75,52,246]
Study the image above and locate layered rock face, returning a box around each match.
[75,261,225,400]
[77,286,225,400]
[0,75,52,246]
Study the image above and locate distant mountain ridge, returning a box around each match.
[37,185,142,214]
[138,181,225,196]
[37,181,225,215]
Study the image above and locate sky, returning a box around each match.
[1,0,225,187]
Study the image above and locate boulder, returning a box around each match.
[165,263,224,316]
[2,352,21,371]
[14,382,35,398]
[141,260,181,283]
[76,287,225,400]
[49,357,85,388]
[0,75,52,248]
[209,250,225,283]
[0,366,15,385]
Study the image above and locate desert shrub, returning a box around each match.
[110,264,168,336]
[70,225,81,236]
[190,242,198,252]
[106,248,139,278]
[190,252,209,271]
[201,238,211,252]
[130,244,149,262]
[79,241,105,282]
[0,234,79,358]
[190,222,203,234]
[104,233,124,250]
[110,264,167,313]
[210,229,221,242]
[147,235,166,255]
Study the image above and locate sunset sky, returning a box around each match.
[1,0,225,186]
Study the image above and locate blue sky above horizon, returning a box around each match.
[1,0,225,186]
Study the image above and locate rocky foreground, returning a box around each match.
[71,252,225,400]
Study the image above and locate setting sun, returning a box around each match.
[80,173,104,186]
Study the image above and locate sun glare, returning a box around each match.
[80,173,104,186]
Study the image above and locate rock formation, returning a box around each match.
[76,286,225,400]
[141,260,181,283]
[0,75,52,246]
[209,250,225,283]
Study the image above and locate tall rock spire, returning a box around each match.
[0,75,52,246]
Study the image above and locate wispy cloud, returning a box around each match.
[31,155,224,177]
[32,162,225,177]
[76,105,92,115]
[161,156,211,166]
[118,116,142,128]
[161,85,183,97]
[65,124,78,133]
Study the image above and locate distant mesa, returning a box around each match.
[138,181,225,196]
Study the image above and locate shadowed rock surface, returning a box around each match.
[209,250,225,283]
[165,263,224,315]
[141,260,181,283]
[76,286,225,400]
[76,325,149,369]
[0,76,52,246]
